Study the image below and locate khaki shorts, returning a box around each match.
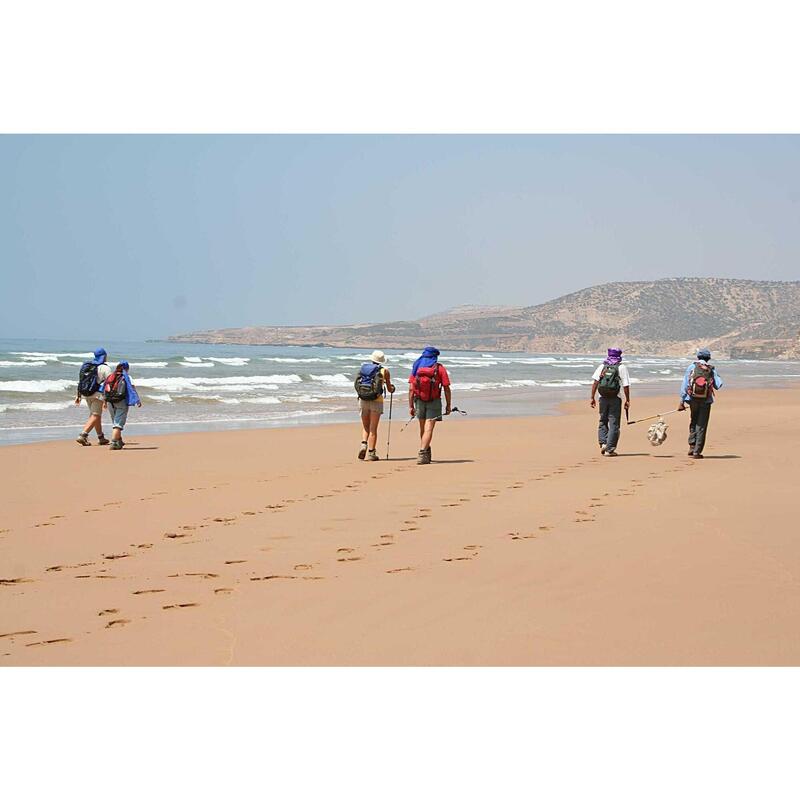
[414,397,443,421]
[84,395,103,416]
[358,398,384,415]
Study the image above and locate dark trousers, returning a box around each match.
[598,395,622,451]
[688,400,712,455]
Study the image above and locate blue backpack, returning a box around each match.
[354,363,383,401]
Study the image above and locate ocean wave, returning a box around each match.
[134,374,301,392]
[0,360,48,367]
[204,357,250,366]
[309,373,352,386]
[262,357,332,364]
[0,378,75,393]
[145,393,173,402]
[179,360,214,368]
[10,351,93,360]
[133,361,169,368]
[0,400,76,412]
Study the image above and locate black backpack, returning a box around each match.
[104,372,128,404]
[597,364,621,398]
[354,363,383,401]
[78,362,100,396]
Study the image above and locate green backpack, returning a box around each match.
[597,364,621,398]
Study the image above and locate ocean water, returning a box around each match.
[2,337,799,445]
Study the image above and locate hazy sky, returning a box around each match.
[2,135,799,340]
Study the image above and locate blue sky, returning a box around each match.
[1,135,799,340]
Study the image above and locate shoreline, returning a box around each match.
[3,379,799,450]
[3,386,800,665]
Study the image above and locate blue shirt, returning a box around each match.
[680,363,723,404]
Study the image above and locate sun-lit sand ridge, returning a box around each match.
[2,387,799,666]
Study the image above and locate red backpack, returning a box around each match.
[414,364,442,401]
[688,362,715,400]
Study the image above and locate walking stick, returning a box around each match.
[386,392,393,459]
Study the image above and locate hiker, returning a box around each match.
[678,348,723,459]
[102,361,142,450]
[354,350,395,461]
[408,346,452,465]
[589,348,631,457]
[74,347,113,446]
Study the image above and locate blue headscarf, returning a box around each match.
[116,361,141,405]
[89,347,107,366]
[411,347,440,376]
[697,348,712,361]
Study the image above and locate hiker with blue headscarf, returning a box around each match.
[590,348,632,457]
[408,347,452,465]
[101,361,143,451]
[74,347,113,446]
[678,348,723,459]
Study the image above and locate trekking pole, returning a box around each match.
[386,392,393,459]
[627,408,685,425]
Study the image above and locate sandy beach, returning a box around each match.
[2,386,799,666]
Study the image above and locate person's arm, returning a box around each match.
[623,385,630,410]
[678,366,690,410]
[408,383,415,417]
[444,385,452,414]
[590,380,598,408]
[384,368,395,394]
[714,370,723,390]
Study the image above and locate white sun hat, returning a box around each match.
[370,350,386,363]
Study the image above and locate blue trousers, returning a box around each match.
[598,395,622,451]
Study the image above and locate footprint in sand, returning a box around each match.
[338,556,362,562]
[98,609,119,616]
[26,638,72,647]
[165,532,188,539]
[162,603,199,609]
[242,511,257,516]
[0,577,33,586]
[386,567,414,574]
[293,564,313,571]
[0,630,37,639]
[46,565,64,572]
[214,587,234,595]
[105,619,131,628]
[103,553,130,560]
[337,548,354,554]
[463,545,482,551]
[132,589,165,595]
[34,522,54,528]
[225,559,247,565]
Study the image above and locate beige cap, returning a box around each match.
[370,350,386,364]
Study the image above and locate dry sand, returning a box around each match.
[2,388,799,666]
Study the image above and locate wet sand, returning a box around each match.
[2,387,799,665]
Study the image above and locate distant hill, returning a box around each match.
[168,278,800,359]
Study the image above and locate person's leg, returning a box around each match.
[359,410,370,458]
[367,412,381,459]
[694,403,711,455]
[109,403,128,448]
[606,396,622,452]
[420,419,436,452]
[598,397,610,448]
[688,401,700,454]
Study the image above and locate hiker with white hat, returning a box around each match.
[353,350,395,461]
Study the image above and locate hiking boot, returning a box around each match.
[109,441,123,451]
[605,449,618,457]
[98,436,110,446]
[367,450,380,461]
[692,453,704,459]
[600,443,607,454]
[358,441,367,460]
[76,433,90,446]
[688,450,694,456]
[417,449,431,465]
